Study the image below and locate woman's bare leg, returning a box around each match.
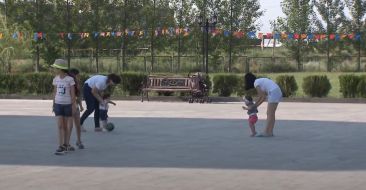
[65,117,72,146]
[74,114,82,143]
[265,103,279,135]
[57,117,64,146]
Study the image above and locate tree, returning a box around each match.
[0,14,33,73]
[219,0,262,72]
[344,0,366,71]
[314,0,348,71]
[276,0,316,71]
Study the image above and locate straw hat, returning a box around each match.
[51,59,68,70]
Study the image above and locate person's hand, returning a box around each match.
[242,106,248,110]
[80,105,84,112]
[113,103,116,106]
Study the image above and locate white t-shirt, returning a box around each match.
[99,99,109,110]
[254,78,280,93]
[85,75,108,91]
[53,75,75,104]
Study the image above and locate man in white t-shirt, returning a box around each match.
[80,74,121,132]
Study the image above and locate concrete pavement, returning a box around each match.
[0,99,365,190]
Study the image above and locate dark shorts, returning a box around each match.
[54,103,72,117]
[99,109,108,121]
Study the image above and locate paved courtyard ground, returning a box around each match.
[0,99,365,190]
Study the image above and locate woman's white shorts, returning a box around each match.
[268,88,283,103]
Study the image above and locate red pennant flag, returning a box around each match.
[348,33,354,39]
[59,33,65,39]
[37,32,43,39]
[258,33,263,39]
[329,34,335,40]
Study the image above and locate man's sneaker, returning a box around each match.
[76,141,85,149]
[94,127,103,132]
[55,146,66,155]
[65,144,75,151]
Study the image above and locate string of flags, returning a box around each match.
[0,27,362,42]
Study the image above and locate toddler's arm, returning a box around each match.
[108,100,116,106]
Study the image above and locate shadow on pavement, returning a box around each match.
[0,116,365,171]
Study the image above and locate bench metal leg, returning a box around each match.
[141,90,144,102]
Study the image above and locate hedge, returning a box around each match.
[276,75,298,97]
[339,75,360,98]
[302,75,331,97]
[212,74,239,97]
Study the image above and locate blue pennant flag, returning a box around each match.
[247,31,256,39]
[93,32,99,38]
[274,33,281,39]
[224,30,230,37]
[355,33,361,41]
[12,32,18,39]
[67,33,72,40]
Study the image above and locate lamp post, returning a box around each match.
[198,14,217,74]
[3,0,7,24]
[66,0,72,69]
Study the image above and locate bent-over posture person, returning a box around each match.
[244,73,282,137]
[80,74,121,132]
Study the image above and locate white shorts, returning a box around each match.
[268,88,283,103]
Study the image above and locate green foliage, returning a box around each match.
[260,62,297,73]
[276,0,315,70]
[0,73,25,94]
[41,43,62,66]
[302,75,331,97]
[357,75,366,98]
[23,73,54,94]
[0,15,33,73]
[276,75,298,97]
[203,74,212,94]
[339,75,360,98]
[212,74,239,97]
[235,75,245,97]
[120,72,147,96]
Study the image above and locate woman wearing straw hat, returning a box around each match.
[51,59,77,155]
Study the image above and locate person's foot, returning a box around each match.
[250,132,257,137]
[81,126,87,132]
[55,146,66,155]
[65,144,75,151]
[94,127,103,132]
[76,141,85,149]
[255,133,274,137]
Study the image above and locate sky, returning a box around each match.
[258,0,285,32]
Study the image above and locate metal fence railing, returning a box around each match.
[2,49,365,73]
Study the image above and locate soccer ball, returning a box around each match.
[105,122,115,132]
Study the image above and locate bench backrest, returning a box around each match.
[146,76,192,89]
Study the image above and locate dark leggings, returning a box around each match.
[80,84,100,128]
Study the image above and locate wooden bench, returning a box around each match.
[141,75,193,102]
